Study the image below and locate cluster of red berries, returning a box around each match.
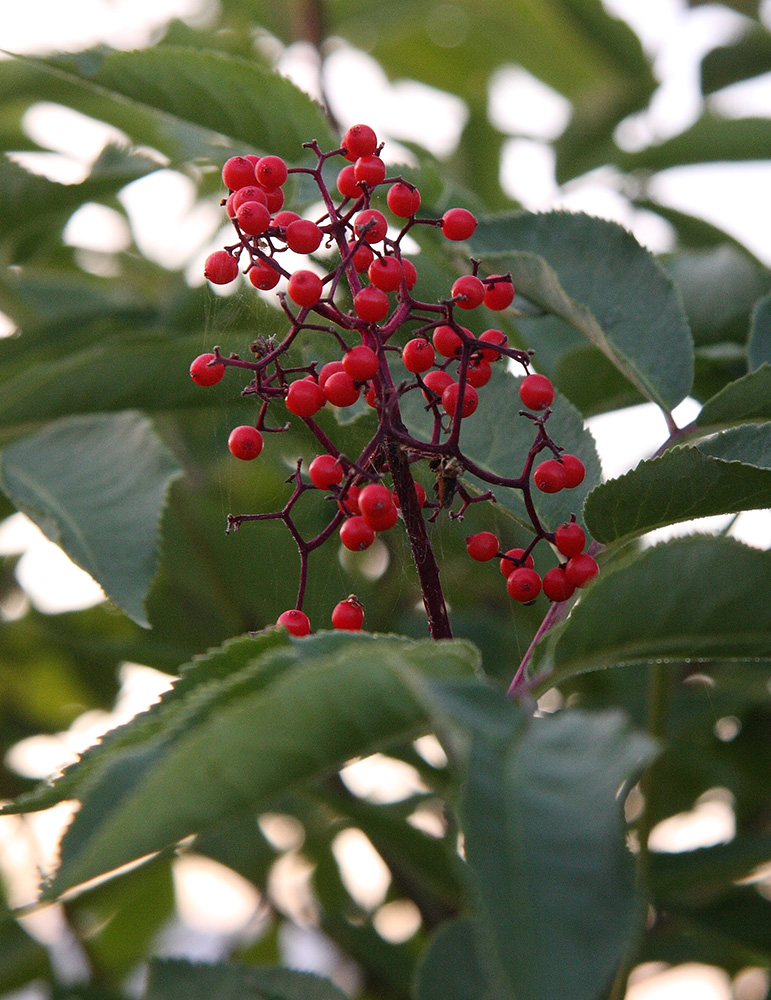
[189,124,598,637]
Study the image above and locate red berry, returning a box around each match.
[354,209,388,244]
[519,373,554,411]
[285,378,325,417]
[248,260,281,290]
[324,371,360,407]
[441,208,477,241]
[387,182,421,218]
[354,285,390,323]
[402,258,418,289]
[309,454,344,489]
[421,369,454,401]
[343,345,380,381]
[499,548,534,577]
[561,454,586,489]
[363,506,398,531]
[332,596,365,631]
[543,566,576,603]
[451,274,485,310]
[392,482,427,509]
[466,531,499,561]
[277,609,311,636]
[236,200,271,236]
[272,210,302,228]
[402,338,435,373]
[358,483,394,520]
[337,164,361,199]
[368,256,403,292]
[255,155,288,190]
[432,324,463,358]
[287,270,324,307]
[338,484,362,516]
[478,329,508,361]
[507,567,542,602]
[364,383,378,407]
[319,361,345,391]
[534,459,568,493]
[340,515,375,551]
[467,358,492,388]
[286,219,323,254]
[190,353,225,386]
[554,522,586,558]
[348,241,374,272]
[204,250,239,285]
[442,381,478,418]
[354,155,386,187]
[265,187,285,213]
[565,553,598,588]
[228,425,264,460]
[483,275,515,311]
[343,124,378,161]
[232,185,268,211]
[222,156,257,191]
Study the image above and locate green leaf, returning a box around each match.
[749,292,771,370]
[584,434,771,545]
[471,212,694,410]
[700,24,771,95]
[10,631,477,896]
[145,958,348,1000]
[618,115,771,172]
[415,917,498,1000]
[0,412,181,627]
[696,364,771,428]
[532,537,771,686]
[650,835,771,900]
[0,898,52,991]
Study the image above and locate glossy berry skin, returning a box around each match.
[255,155,288,189]
[534,459,568,493]
[466,531,499,562]
[323,371,360,407]
[441,208,477,241]
[287,270,324,308]
[484,275,515,311]
[402,338,435,373]
[343,124,378,161]
[478,329,508,362]
[467,358,492,388]
[343,345,380,381]
[204,251,239,285]
[340,515,375,551]
[265,187,284,213]
[432,324,463,358]
[565,553,599,588]
[272,210,301,227]
[248,260,281,290]
[190,353,225,386]
[561,454,586,489]
[451,274,485,310]
[555,522,586,558]
[228,425,264,460]
[519,373,554,411]
[318,361,345,391]
[387,182,421,218]
[358,484,395,520]
[442,381,478,418]
[309,454,344,489]
[286,219,323,254]
[222,155,257,191]
[507,567,542,602]
[337,164,361,199]
[285,378,325,417]
[368,256,403,292]
[277,609,311,636]
[421,369,454,401]
[402,258,418,289]
[332,596,365,631]
[363,504,398,531]
[231,185,268,211]
[348,241,374,272]
[338,484,362,516]
[236,201,271,236]
[354,155,386,187]
[354,209,388,244]
[354,286,390,322]
[499,548,534,577]
[543,566,576,603]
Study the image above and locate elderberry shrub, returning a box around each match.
[192,126,597,636]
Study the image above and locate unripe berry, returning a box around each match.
[402,338,435,373]
[534,459,568,493]
[565,553,599,588]
[519,373,554,411]
[354,155,386,187]
[507,567,542,602]
[309,454,344,489]
[500,548,534,577]
[354,285,390,323]
[340,515,375,551]
[561,454,586,489]
[222,155,257,191]
[236,200,271,236]
[332,595,365,631]
[287,270,324,308]
[442,381,478,418]
[441,208,477,241]
[368,256,403,292]
[248,260,281,290]
[483,275,515,311]
[387,182,421,218]
[285,378,325,417]
[543,566,576,603]
[277,609,311,636]
[228,425,264,460]
[286,219,323,254]
[323,371,360,407]
[421,369,454,401]
[478,329,508,361]
[451,274,485,310]
[255,155,288,190]
[466,531,499,561]
[554,522,586,558]
[354,209,388,244]
[432,324,463,358]
[190,353,225,386]
[343,124,378,160]
[204,250,239,285]
[343,345,380,381]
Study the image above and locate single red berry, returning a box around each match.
[228,425,264,460]
[236,200,271,236]
[354,285,390,323]
[421,369,454,401]
[272,210,302,228]
[286,219,323,254]
[499,548,535,577]
[387,182,421,218]
[190,353,225,386]
[204,250,239,285]
[519,373,555,411]
[561,454,586,489]
[348,241,374,272]
[337,164,361,199]
[507,567,542,602]
[248,260,281,290]
[340,515,375,550]
[392,482,427,509]
[402,338,435,373]
[368,256,403,292]
[319,361,345,391]
[222,155,257,191]
[338,483,362,516]
[255,155,288,189]
[265,187,284,213]
[231,185,268,211]
[277,609,311,636]
[441,208,477,241]
[287,270,324,308]
[451,274,486,310]
[565,553,599,588]
[358,483,395,520]
[432,324,463,358]
[354,209,388,244]
[343,124,378,161]
[483,275,515,311]
[343,344,380,381]
[478,328,508,361]
[354,155,386,187]
[364,383,378,407]
[332,595,365,631]
[285,378,325,417]
[466,531,499,562]
[534,459,568,493]
[467,357,492,388]
[442,381,478,418]
[402,258,418,289]
[543,566,576,603]
[324,371,360,407]
[309,454,344,489]
[554,522,586,558]
[363,506,398,531]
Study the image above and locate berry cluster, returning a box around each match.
[190,125,598,638]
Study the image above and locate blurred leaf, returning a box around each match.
[650,835,771,900]
[701,24,771,94]
[0,896,52,991]
[618,115,771,172]
[532,537,771,685]
[697,364,771,427]
[472,211,694,410]
[0,412,181,627]
[415,916,496,1000]
[749,292,771,370]
[146,958,348,1000]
